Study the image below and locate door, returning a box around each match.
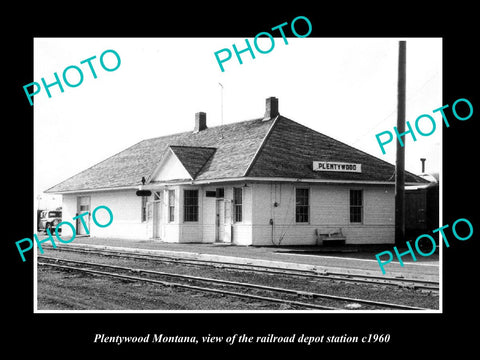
[223,199,233,243]
[76,196,91,235]
[153,191,163,239]
[215,199,225,242]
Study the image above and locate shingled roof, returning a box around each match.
[247,116,425,183]
[46,103,427,194]
[45,116,274,193]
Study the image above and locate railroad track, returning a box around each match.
[38,255,431,311]
[42,245,439,292]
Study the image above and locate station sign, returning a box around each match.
[312,161,362,173]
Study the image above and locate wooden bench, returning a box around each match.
[315,228,346,246]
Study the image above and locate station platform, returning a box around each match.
[49,236,440,282]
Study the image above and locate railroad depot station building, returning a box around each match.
[46,97,428,246]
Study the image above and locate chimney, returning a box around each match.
[263,97,279,121]
[420,158,426,173]
[194,112,207,132]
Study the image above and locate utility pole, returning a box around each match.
[395,41,406,246]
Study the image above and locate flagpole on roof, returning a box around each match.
[219,82,224,139]
[219,83,224,125]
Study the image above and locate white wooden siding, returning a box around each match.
[60,182,394,245]
[251,183,395,245]
[59,190,146,240]
[59,195,77,238]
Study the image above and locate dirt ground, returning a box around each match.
[37,266,286,310]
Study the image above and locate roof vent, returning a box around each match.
[263,97,279,121]
[194,112,207,132]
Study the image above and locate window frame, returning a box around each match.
[168,190,175,223]
[233,187,243,223]
[295,187,310,224]
[183,189,199,222]
[349,189,363,223]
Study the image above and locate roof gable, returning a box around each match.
[168,146,216,179]
[150,147,193,182]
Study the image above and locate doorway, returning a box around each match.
[216,198,232,243]
[215,199,225,242]
[76,196,91,235]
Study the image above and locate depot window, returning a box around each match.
[295,188,309,223]
[168,190,175,222]
[350,189,363,223]
[233,187,242,223]
[184,189,199,222]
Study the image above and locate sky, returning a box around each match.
[33,37,442,208]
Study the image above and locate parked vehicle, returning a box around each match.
[39,210,62,233]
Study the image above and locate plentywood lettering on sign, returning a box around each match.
[312,161,362,173]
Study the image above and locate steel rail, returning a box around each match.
[38,256,431,310]
[44,245,439,291]
[38,261,336,310]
